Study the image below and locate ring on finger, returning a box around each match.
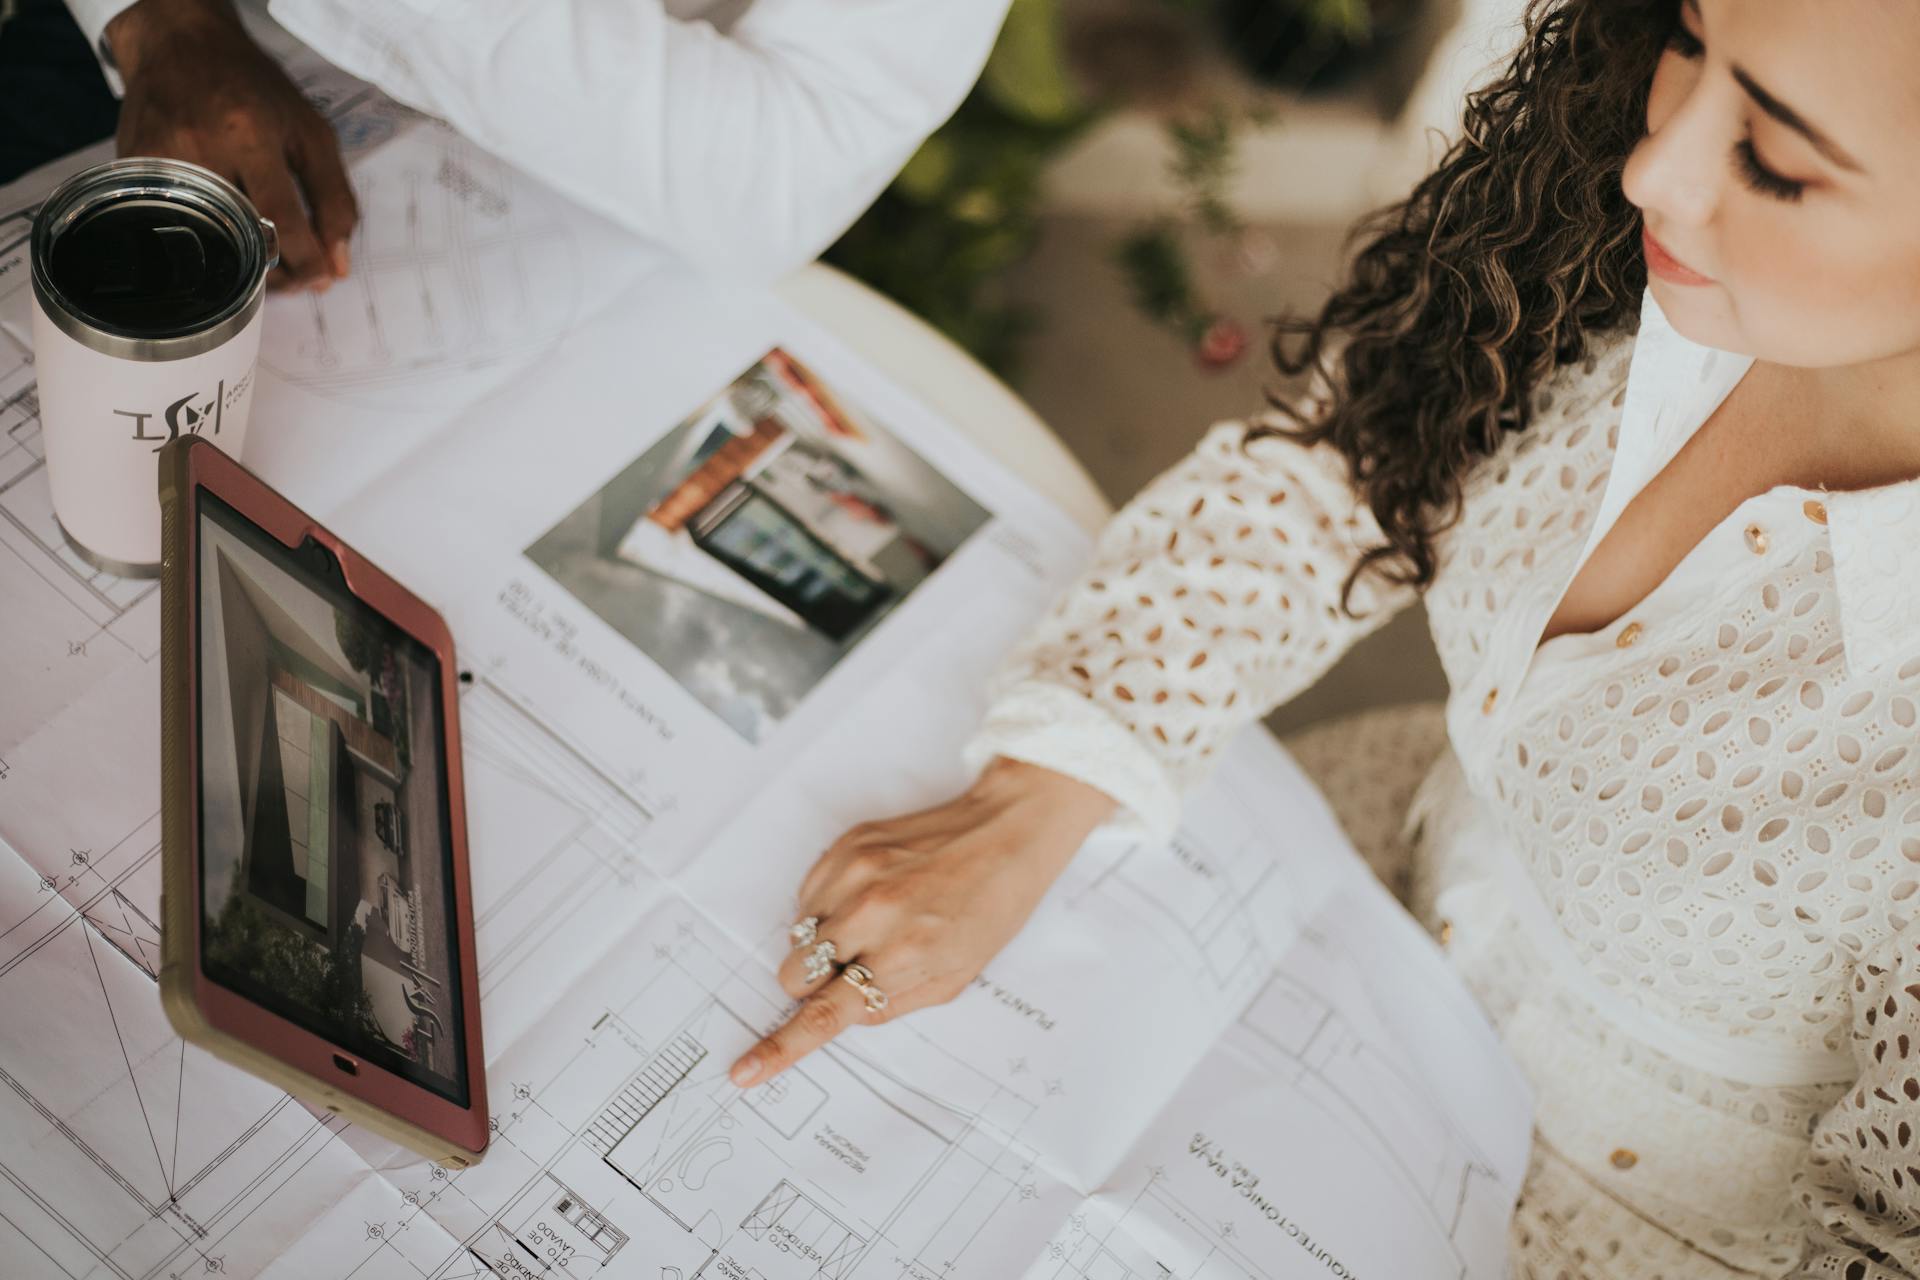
[802,939,839,983]
[790,916,820,949]
[839,962,889,1014]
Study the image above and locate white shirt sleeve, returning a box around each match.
[61,0,139,94]
[265,0,1013,282]
[960,413,1424,841]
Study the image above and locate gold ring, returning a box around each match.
[839,963,888,1014]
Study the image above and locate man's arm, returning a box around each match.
[66,0,358,290]
[266,0,1012,282]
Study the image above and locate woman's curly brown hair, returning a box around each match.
[1253,0,1678,614]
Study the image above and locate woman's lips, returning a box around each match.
[1643,225,1715,286]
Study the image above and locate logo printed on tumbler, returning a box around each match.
[112,370,251,452]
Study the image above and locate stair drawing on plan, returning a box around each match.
[582,1031,706,1157]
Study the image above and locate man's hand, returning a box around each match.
[107,0,357,292]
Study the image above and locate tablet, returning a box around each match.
[157,435,489,1166]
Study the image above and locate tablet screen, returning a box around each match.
[194,492,468,1106]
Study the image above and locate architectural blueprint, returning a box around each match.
[0,33,1531,1280]
[250,69,628,411]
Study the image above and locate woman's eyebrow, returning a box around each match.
[1683,0,1867,175]
[1729,66,1865,173]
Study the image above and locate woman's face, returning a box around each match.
[1620,0,1920,366]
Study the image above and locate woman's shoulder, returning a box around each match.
[1482,325,1641,466]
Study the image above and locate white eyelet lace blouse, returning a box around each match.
[962,286,1920,1280]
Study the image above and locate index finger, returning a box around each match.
[290,122,358,279]
[238,152,330,290]
[730,977,863,1088]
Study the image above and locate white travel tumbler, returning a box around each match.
[30,158,278,576]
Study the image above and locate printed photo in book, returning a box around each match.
[526,348,991,742]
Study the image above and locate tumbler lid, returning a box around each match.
[31,158,279,362]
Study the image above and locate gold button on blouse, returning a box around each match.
[1744,523,1768,554]
[1610,1148,1639,1170]
[1615,621,1643,649]
[1482,687,1498,714]
[1803,498,1828,525]
[1438,920,1454,945]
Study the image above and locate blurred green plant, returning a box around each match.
[1218,0,1413,91]
[824,0,1392,377]
[1161,0,1372,36]
[1112,98,1271,366]
[822,0,1092,380]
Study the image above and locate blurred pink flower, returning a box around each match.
[1195,316,1249,370]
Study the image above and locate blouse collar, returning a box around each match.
[1623,287,1920,679]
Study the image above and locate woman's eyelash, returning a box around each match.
[1735,136,1807,202]
[1664,17,1807,203]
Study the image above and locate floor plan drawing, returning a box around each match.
[0,206,32,331]
[0,52,1533,1273]
[0,382,161,654]
[1228,912,1519,1278]
[316,901,1076,1280]
[0,839,371,1280]
[1055,735,1367,1020]
[1016,883,1525,1280]
[0,646,1091,1280]
[1068,814,1287,1000]
[80,882,164,983]
[453,678,658,1042]
[470,1172,630,1278]
[0,657,669,1280]
[256,133,586,408]
[251,73,649,415]
[1027,1170,1274,1280]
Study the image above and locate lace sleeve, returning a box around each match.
[961,416,1423,839]
[1790,923,1920,1277]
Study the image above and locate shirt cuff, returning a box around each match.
[960,680,1182,843]
[65,0,139,96]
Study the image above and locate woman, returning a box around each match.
[734,1,1920,1274]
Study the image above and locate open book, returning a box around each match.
[0,56,1530,1280]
